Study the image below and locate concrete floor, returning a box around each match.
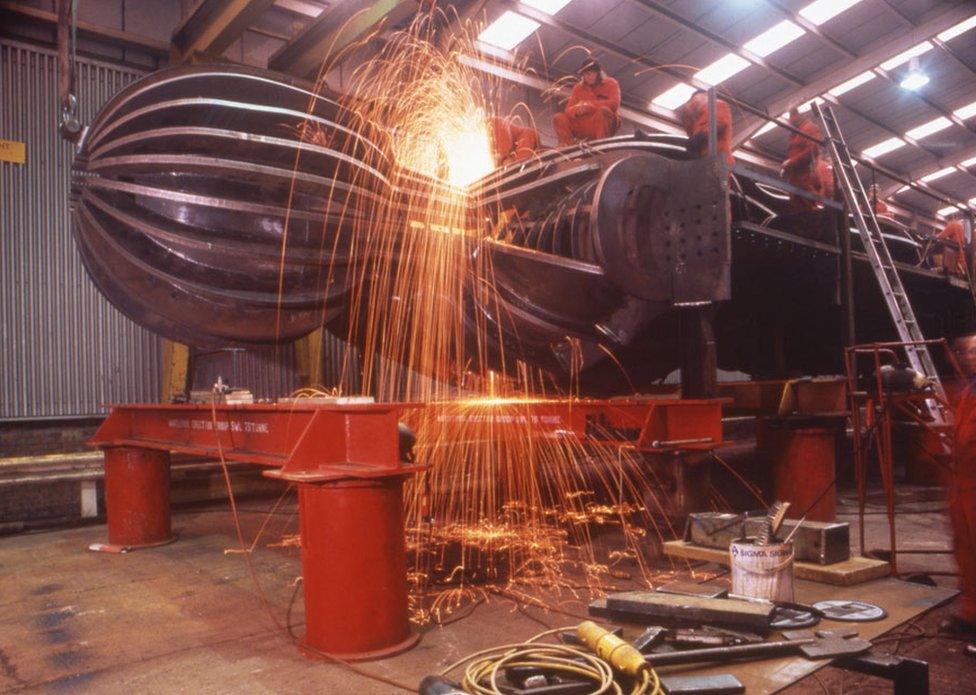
[1,482,974,694]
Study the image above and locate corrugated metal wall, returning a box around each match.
[0,40,161,420]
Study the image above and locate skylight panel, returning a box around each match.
[954,101,976,120]
[880,42,933,71]
[478,12,539,50]
[800,0,863,26]
[937,14,976,42]
[905,117,952,141]
[920,167,956,183]
[695,54,751,85]
[862,137,906,158]
[754,120,780,137]
[744,20,805,58]
[798,97,825,113]
[829,71,876,96]
[651,83,697,110]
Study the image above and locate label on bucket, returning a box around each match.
[730,540,795,602]
[731,545,793,559]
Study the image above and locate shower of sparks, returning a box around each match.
[281,8,705,623]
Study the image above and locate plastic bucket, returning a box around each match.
[729,539,794,602]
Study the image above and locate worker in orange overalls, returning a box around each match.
[780,108,823,212]
[552,60,621,146]
[817,157,834,201]
[489,116,539,166]
[937,214,969,276]
[942,333,976,641]
[675,89,734,166]
[869,184,890,217]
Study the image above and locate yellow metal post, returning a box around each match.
[161,340,190,402]
[295,328,324,388]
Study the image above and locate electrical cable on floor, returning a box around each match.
[439,626,661,695]
[208,395,418,694]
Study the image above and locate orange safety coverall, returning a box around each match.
[552,76,621,145]
[783,114,823,212]
[816,158,834,201]
[874,198,889,216]
[489,116,539,165]
[952,383,976,624]
[676,92,734,166]
[937,220,968,276]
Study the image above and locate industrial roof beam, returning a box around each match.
[0,1,169,56]
[171,0,276,63]
[503,2,763,110]
[763,1,975,138]
[880,143,976,198]
[512,1,951,168]
[268,0,414,78]
[624,0,807,88]
[733,3,975,146]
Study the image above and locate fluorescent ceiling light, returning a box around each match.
[961,155,976,168]
[938,205,961,217]
[829,70,875,96]
[798,97,825,113]
[920,167,957,183]
[897,185,909,193]
[900,71,929,91]
[880,42,933,71]
[862,137,906,158]
[906,117,952,140]
[652,83,696,109]
[954,100,976,120]
[744,20,805,58]
[522,0,573,14]
[938,14,976,42]
[695,53,751,85]
[478,11,539,50]
[800,0,862,26]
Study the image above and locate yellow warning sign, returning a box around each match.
[0,139,26,164]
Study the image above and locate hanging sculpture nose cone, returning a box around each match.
[70,64,387,347]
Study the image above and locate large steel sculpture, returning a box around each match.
[71,64,972,386]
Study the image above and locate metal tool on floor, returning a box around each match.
[812,599,887,622]
[643,628,871,667]
[418,675,468,695]
[591,591,775,631]
[658,673,745,694]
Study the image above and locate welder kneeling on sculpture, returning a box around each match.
[552,59,621,145]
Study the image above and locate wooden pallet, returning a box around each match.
[663,540,890,586]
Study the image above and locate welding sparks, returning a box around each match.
[281,8,697,623]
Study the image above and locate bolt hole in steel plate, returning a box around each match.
[591,153,730,304]
[812,600,888,622]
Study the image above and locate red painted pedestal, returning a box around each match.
[772,427,837,522]
[298,477,418,660]
[103,447,175,548]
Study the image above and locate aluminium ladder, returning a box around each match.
[813,103,950,426]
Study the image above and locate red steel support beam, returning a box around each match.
[90,401,423,660]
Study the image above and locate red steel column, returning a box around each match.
[103,447,174,548]
[772,427,837,522]
[298,476,418,661]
